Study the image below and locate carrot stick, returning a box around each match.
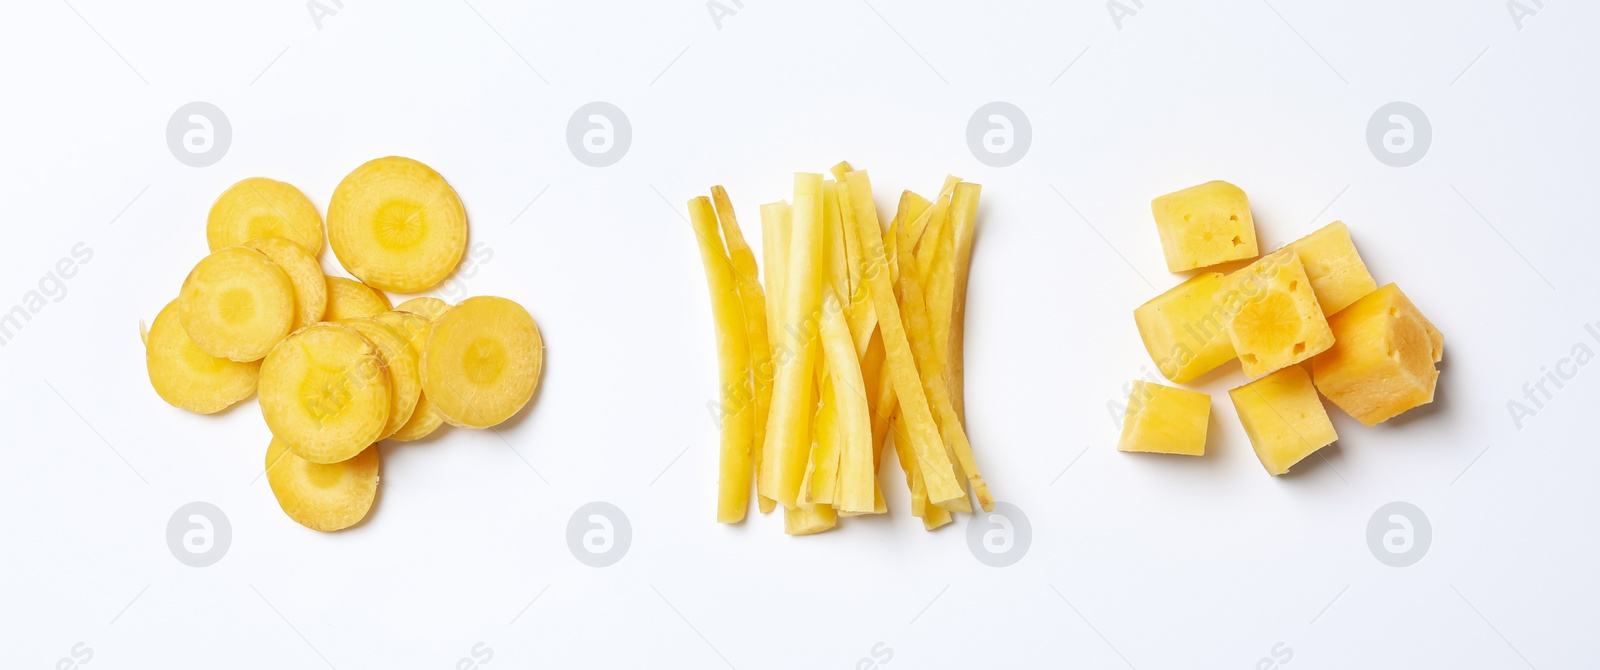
[687,196,753,523]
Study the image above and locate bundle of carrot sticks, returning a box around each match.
[687,161,990,534]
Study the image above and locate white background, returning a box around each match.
[2,1,1597,668]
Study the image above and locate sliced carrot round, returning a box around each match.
[259,323,391,463]
[328,157,467,293]
[323,276,392,321]
[338,317,421,439]
[378,310,447,442]
[179,246,295,362]
[145,300,260,413]
[265,437,379,531]
[395,296,450,321]
[207,177,324,255]
[243,236,326,331]
[421,296,543,429]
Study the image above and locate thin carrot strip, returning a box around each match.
[820,290,874,513]
[843,170,962,505]
[948,183,981,421]
[688,196,754,523]
[755,201,791,514]
[893,212,993,512]
[710,186,772,515]
[763,173,825,509]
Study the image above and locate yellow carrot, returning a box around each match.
[836,183,878,357]
[710,186,772,515]
[948,183,981,421]
[907,176,962,251]
[888,410,923,518]
[920,198,958,382]
[889,408,949,529]
[687,196,754,523]
[763,173,825,509]
[843,170,962,505]
[784,500,838,535]
[820,290,875,513]
[760,201,791,348]
[755,201,792,515]
[893,212,992,512]
[822,181,850,306]
[801,375,840,505]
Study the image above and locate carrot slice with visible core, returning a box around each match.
[260,323,391,464]
[420,296,543,429]
[179,246,295,362]
[145,300,260,414]
[328,156,468,293]
[265,437,379,532]
[207,177,324,255]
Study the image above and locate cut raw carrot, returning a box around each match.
[339,317,421,439]
[822,181,850,303]
[894,213,991,512]
[760,201,791,346]
[378,309,448,442]
[324,276,393,321]
[761,174,825,510]
[948,183,981,420]
[328,156,467,293]
[820,290,875,514]
[908,176,962,248]
[710,186,772,516]
[259,323,391,464]
[919,210,956,369]
[243,236,326,332]
[179,246,296,362]
[833,182,877,357]
[145,300,260,414]
[420,296,543,429]
[893,407,952,530]
[783,500,838,535]
[207,177,324,255]
[688,196,754,523]
[888,410,924,518]
[801,379,840,505]
[395,296,450,320]
[843,170,962,505]
[756,200,791,515]
[265,437,379,532]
